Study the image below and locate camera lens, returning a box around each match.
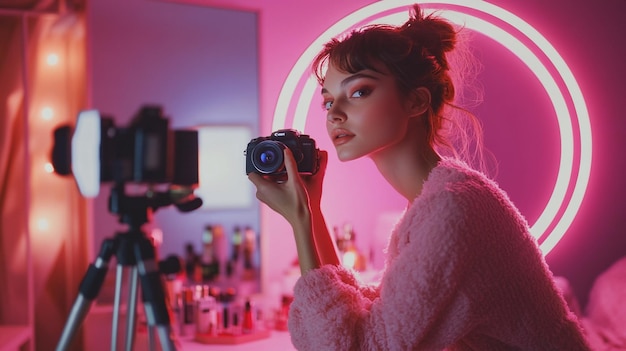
[260,150,276,164]
[251,140,286,174]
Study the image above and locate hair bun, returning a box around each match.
[400,4,457,70]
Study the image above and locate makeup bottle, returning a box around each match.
[201,225,219,282]
[209,287,222,335]
[213,224,228,280]
[242,226,257,280]
[339,222,366,271]
[242,299,254,334]
[275,294,293,331]
[230,299,243,336]
[195,285,216,336]
[221,287,237,335]
[181,287,196,336]
[231,226,242,262]
[171,291,182,336]
[165,278,183,336]
[208,307,218,336]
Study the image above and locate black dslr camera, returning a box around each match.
[245,129,319,176]
[52,105,199,197]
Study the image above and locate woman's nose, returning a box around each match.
[326,104,346,124]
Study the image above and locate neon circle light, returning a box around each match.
[273,0,591,256]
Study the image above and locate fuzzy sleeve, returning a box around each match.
[288,264,376,351]
[288,189,479,351]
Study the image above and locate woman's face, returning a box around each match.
[321,63,417,162]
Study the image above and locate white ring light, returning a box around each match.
[273,0,591,255]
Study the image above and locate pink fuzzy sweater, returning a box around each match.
[288,158,590,350]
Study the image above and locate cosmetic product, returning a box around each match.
[181,287,196,336]
[210,287,223,335]
[213,225,228,278]
[231,226,243,262]
[208,308,218,336]
[222,304,230,334]
[243,226,256,270]
[275,295,293,331]
[221,287,237,335]
[171,291,182,336]
[196,285,216,335]
[184,242,201,283]
[202,225,214,262]
[242,299,254,334]
[231,308,242,336]
[215,307,223,335]
[201,225,220,282]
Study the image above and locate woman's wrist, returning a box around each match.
[291,213,322,274]
[287,200,312,227]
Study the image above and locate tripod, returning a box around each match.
[56,182,202,351]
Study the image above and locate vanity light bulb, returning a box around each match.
[36,218,49,231]
[41,107,54,120]
[46,53,59,66]
[44,162,54,173]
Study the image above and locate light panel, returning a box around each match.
[71,109,102,197]
[196,125,254,209]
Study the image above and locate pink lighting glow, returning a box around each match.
[273,1,591,256]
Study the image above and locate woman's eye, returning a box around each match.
[351,88,370,98]
[322,101,333,110]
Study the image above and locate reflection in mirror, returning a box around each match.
[87,0,261,307]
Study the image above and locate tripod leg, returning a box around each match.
[56,238,116,351]
[134,234,179,351]
[124,266,139,351]
[111,264,125,351]
[148,326,156,351]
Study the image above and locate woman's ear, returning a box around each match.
[407,87,431,117]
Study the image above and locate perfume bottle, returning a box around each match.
[338,222,366,271]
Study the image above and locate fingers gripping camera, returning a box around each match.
[245,129,320,176]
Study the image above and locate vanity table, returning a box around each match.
[179,331,295,350]
[84,304,296,351]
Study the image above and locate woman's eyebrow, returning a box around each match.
[321,71,381,95]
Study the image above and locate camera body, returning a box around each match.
[99,106,198,186]
[52,105,198,197]
[245,129,319,176]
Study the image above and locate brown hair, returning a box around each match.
[313,4,488,171]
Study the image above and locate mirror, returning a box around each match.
[88,0,261,298]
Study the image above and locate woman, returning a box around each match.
[248,4,590,350]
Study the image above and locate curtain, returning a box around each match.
[0,7,89,351]
[0,14,30,328]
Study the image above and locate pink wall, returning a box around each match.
[192,0,626,308]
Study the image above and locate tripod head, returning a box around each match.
[109,182,203,231]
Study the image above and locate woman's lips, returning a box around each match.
[331,129,355,146]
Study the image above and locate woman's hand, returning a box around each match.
[249,148,330,273]
[248,148,328,226]
[248,149,336,272]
